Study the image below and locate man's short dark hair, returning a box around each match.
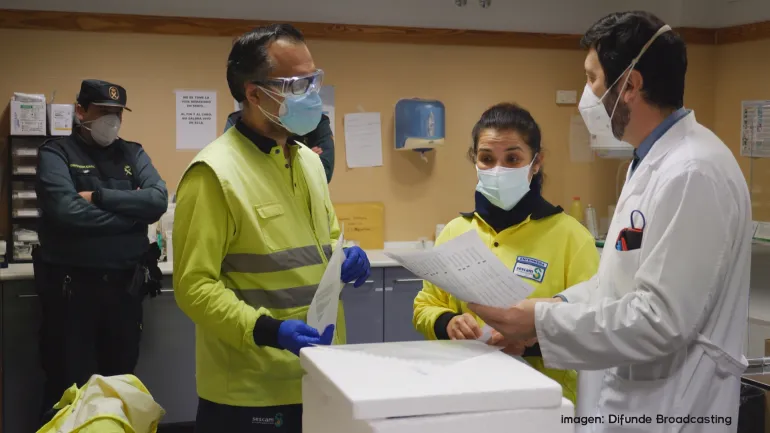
[227,24,305,102]
[581,11,687,110]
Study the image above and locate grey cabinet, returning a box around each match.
[383,268,426,342]
[134,277,197,424]
[341,268,384,344]
[2,280,45,433]
[1,277,198,430]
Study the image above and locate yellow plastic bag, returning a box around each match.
[37,374,165,433]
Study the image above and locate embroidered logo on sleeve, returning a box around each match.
[513,256,548,283]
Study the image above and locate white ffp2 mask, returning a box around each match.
[83,114,121,147]
[578,24,672,138]
[475,158,536,211]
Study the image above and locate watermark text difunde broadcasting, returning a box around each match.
[561,414,732,426]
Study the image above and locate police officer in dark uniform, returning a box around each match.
[34,79,168,419]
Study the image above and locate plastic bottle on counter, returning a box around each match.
[569,197,584,224]
[435,224,446,241]
[585,204,599,239]
[165,231,174,263]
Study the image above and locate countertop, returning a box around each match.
[0,249,407,281]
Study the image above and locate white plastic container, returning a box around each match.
[301,340,574,433]
[435,224,446,241]
[165,231,173,263]
[585,204,599,239]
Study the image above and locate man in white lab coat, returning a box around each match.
[470,11,752,432]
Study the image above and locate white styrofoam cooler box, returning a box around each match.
[301,340,574,433]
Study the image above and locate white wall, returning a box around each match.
[679,0,721,27]
[716,0,770,26]
[5,0,770,33]
[0,0,741,34]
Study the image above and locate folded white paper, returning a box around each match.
[385,230,534,307]
[307,235,346,335]
[477,325,495,343]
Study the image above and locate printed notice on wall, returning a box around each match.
[333,202,385,249]
[344,112,383,168]
[569,114,594,163]
[741,100,770,158]
[176,90,217,150]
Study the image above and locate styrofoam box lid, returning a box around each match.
[300,340,563,420]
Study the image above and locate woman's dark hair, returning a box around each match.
[468,102,544,195]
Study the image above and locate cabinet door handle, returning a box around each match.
[159,289,174,294]
[363,280,383,293]
[18,294,38,298]
[385,278,424,292]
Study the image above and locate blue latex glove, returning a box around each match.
[341,246,371,288]
[277,320,335,357]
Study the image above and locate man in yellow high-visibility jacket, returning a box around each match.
[173,24,371,433]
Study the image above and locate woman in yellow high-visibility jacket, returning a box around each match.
[413,102,600,404]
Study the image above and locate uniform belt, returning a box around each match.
[46,263,135,284]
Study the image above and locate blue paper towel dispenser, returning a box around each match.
[395,98,445,153]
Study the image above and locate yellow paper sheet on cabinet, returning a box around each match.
[333,202,385,249]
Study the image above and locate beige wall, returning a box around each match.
[713,39,770,221]
[0,29,723,241]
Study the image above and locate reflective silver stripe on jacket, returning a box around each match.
[232,285,318,309]
[222,244,333,274]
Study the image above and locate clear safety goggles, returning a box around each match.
[261,69,324,96]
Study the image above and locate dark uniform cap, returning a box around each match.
[77,79,132,111]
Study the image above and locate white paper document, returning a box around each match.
[344,112,383,168]
[569,114,594,163]
[307,236,346,334]
[477,324,495,343]
[741,100,770,158]
[385,231,534,307]
[175,90,217,150]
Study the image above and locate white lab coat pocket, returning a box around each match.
[594,369,677,432]
[600,249,641,299]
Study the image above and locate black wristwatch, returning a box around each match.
[92,188,102,206]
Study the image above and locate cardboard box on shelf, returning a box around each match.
[10,100,46,136]
[47,104,74,136]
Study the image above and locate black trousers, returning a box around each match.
[196,399,303,433]
[35,262,143,419]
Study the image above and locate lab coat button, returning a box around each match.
[494,242,499,247]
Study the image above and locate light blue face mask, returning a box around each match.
[259,87,323,136]
[475,156,537,211]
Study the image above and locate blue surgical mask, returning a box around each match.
[475,157,536,211]
[259,87,323,136]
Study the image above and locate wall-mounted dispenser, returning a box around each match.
[590,134,634,159]
[395,98,445,159]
